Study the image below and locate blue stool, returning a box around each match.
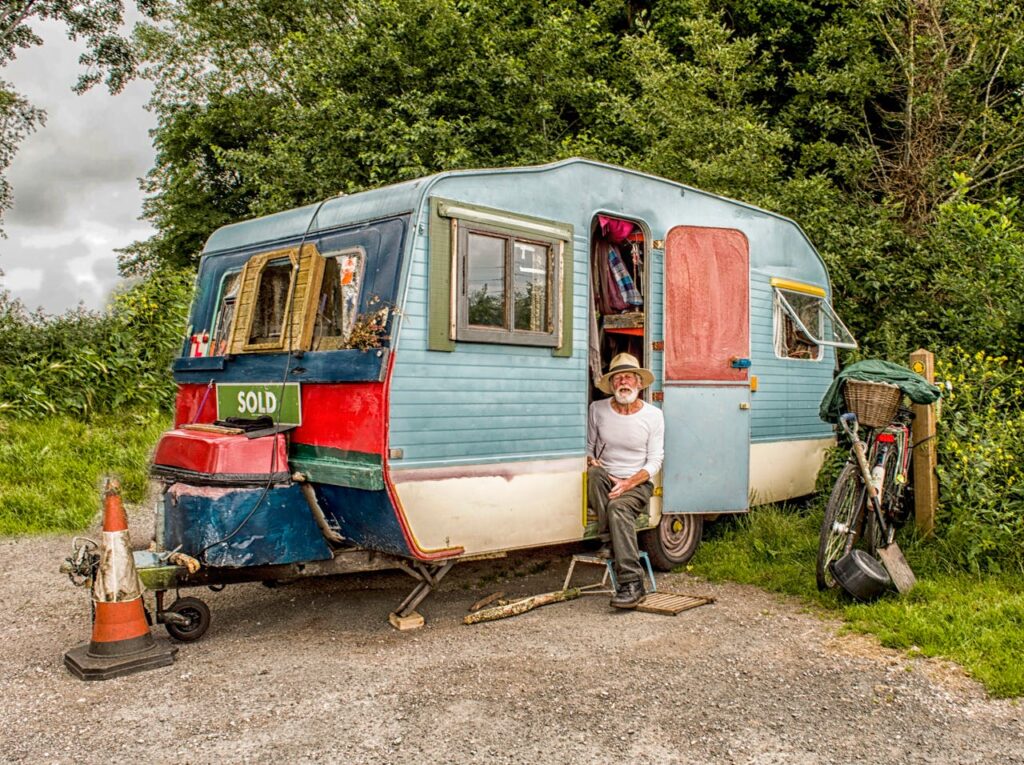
[563,551,657,594]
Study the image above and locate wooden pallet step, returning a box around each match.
[636,591,715,616]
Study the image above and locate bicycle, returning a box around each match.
[816,391,916,592]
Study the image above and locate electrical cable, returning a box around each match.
[198,197,333,563]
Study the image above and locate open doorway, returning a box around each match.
[588,213,648,405]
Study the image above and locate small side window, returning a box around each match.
[771,278,856,360]
[313,248,366,350]
[228,244,322,354]
[210,270,242,356]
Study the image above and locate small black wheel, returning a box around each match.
[816,462,867,590]
[641,513,704,571]
[164,596,211,642]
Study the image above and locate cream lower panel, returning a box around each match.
[749,437,834,505]
[391,457,586,555]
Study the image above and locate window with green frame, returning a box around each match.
[429,198,574,354]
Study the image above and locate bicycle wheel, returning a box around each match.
[816,462,867,590]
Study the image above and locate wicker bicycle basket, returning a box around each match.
[843,379,903,428]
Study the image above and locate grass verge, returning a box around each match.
[0,412,171,534]
[687,505,1024,698]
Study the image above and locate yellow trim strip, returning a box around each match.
[581,470,588,527]
[770,277,826,297]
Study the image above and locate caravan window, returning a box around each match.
[249,258,295,345]
[312,248,365,350]
[210,270,242,356]
[227,244,323,355]
[456,223,560,347]
[428,198,573,354]
[771,278,856,359]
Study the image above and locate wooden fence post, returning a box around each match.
[910,349,938,536]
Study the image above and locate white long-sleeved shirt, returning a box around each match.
[586,398,665,480]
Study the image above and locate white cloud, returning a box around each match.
[2,267,43,291]
[0,17,156,314]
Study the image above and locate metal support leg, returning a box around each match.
[394,560,455,618]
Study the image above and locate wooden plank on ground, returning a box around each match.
[468,591,506,613]
[635,591,715,616]
[463,588,580,625]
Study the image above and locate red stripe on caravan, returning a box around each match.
[292,383,385,454]
[174,382,386,456]
[90,600,151,643]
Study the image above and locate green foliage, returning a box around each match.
[933,350,1024,575]
[0,411,170,534]
[0,268,193,418]
[690,506,1024,697]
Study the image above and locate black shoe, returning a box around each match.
[609,580,645,609]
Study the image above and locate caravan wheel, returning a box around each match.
[641,514,704,571]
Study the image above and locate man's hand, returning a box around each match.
[587,456,603,468]
[607,469,650,500]
[608,476,633,499]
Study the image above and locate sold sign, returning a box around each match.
[216,383,302,426]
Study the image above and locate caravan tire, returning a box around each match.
[641,514,704,571]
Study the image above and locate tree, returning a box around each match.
[0,0,158,235]
[128,0,1024,358]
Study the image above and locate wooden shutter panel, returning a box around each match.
[226,253,266,356]
[289,243,326,351]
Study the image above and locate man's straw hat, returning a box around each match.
[597,352,655,394]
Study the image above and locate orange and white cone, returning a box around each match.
[64,479,177,681]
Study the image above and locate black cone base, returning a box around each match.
[64,638,178,681]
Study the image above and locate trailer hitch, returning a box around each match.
[60,537,99,587]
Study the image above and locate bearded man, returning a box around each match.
[586,353,665,609]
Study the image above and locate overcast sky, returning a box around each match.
[1,18,156,314]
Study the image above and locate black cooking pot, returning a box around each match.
[831,549,891,601]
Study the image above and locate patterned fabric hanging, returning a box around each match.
[608,244,643,307]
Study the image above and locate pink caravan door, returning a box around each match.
[661,226,751,513]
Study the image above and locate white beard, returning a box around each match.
[614,388,639,406]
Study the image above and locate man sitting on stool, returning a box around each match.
[587,353,665,609]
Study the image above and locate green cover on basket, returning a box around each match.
[819,359,942,424]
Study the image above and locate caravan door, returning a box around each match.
[661,226,750,513]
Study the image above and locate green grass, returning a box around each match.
[688,505,1024,698]
[0,412,171,534]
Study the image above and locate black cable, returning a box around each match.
[198,198,332,563]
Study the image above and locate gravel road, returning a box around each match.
[2,507,1022,765]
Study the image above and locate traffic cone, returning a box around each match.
[64,479,177,680]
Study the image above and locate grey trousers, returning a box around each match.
[587,466,653,585]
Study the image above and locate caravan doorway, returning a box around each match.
[588,214,648,404]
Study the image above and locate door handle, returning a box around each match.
[739,402,750,410]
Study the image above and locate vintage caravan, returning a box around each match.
[151,158,855,627]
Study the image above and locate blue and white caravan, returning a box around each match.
[158,158,855,622]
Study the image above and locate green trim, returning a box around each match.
[289,443,384,491]
[428,197,456,352]
[554,238,574,358]
[428,196,574,357]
